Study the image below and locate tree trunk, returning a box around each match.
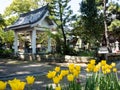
[59,2,67,54]
[103,0,109,47]
[61,24,67,54]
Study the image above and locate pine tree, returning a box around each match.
[48,0,76,54]
[80,0,104,45]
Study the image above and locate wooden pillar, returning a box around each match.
[14,31,18,54]
[31,29,36,54]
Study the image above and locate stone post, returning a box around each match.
[31,29,36,54]
[47,33,51,52]
[14,31,18,55]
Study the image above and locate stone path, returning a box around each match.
[0,58,120,90]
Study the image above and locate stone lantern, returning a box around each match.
[115,41,119,52]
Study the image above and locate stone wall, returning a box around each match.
[64,55,92,63]
[17,53,92,63]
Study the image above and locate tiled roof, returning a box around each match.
[6,5,48,30]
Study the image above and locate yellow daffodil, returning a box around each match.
[8,78,21,83]
[58,74,63,80]
[101,60,106,66]
[0,81,7,90]
[65,70,69,75]
[60,70,66,76]
[73,69,79,78]
[102,71,107,74]
[109,65,113,69]
[87,64,94,71]
[97,62,101,67]
[96,64,101,70]
[68,63,74,71]
[60,70,69,76]
[85,59,118,76]
[55,66,60,72]
[47,71,56,79]
[26,76,35,85]
[86,68,90,72]
[55,86,61,90]
[102,66,105,71]
[90,59,96,65]
[111,62,116,67]
[53,76,60,84]
[75,65,81,71]
[67,74,74,82]
[9,79,26,90]
[113,68,117,72]
[104,64,109,69]
[93,66,99,73]
[106,68,111,73]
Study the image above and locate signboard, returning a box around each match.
[98,47,109,54]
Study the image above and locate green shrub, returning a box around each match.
[0,49,13,58]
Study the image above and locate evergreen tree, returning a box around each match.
[80,0,120,50]
[80,0,104,45]
[48,0,76,54]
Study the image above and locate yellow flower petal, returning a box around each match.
[0,81,7,90]
[26,76,35,85]
[113,68,117,72]
[53,76,60,84]
[101,60,106,66]
[47,71,56,79]
[9,78,26,90]
[90,59,96,65]
[55,86,61,90]
[67,74,74,82]
[111,62,116,67]
[55,67,60,72]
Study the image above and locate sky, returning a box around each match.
[0,0,12,14]
[0,0,120,14]
[0,0,81,14]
